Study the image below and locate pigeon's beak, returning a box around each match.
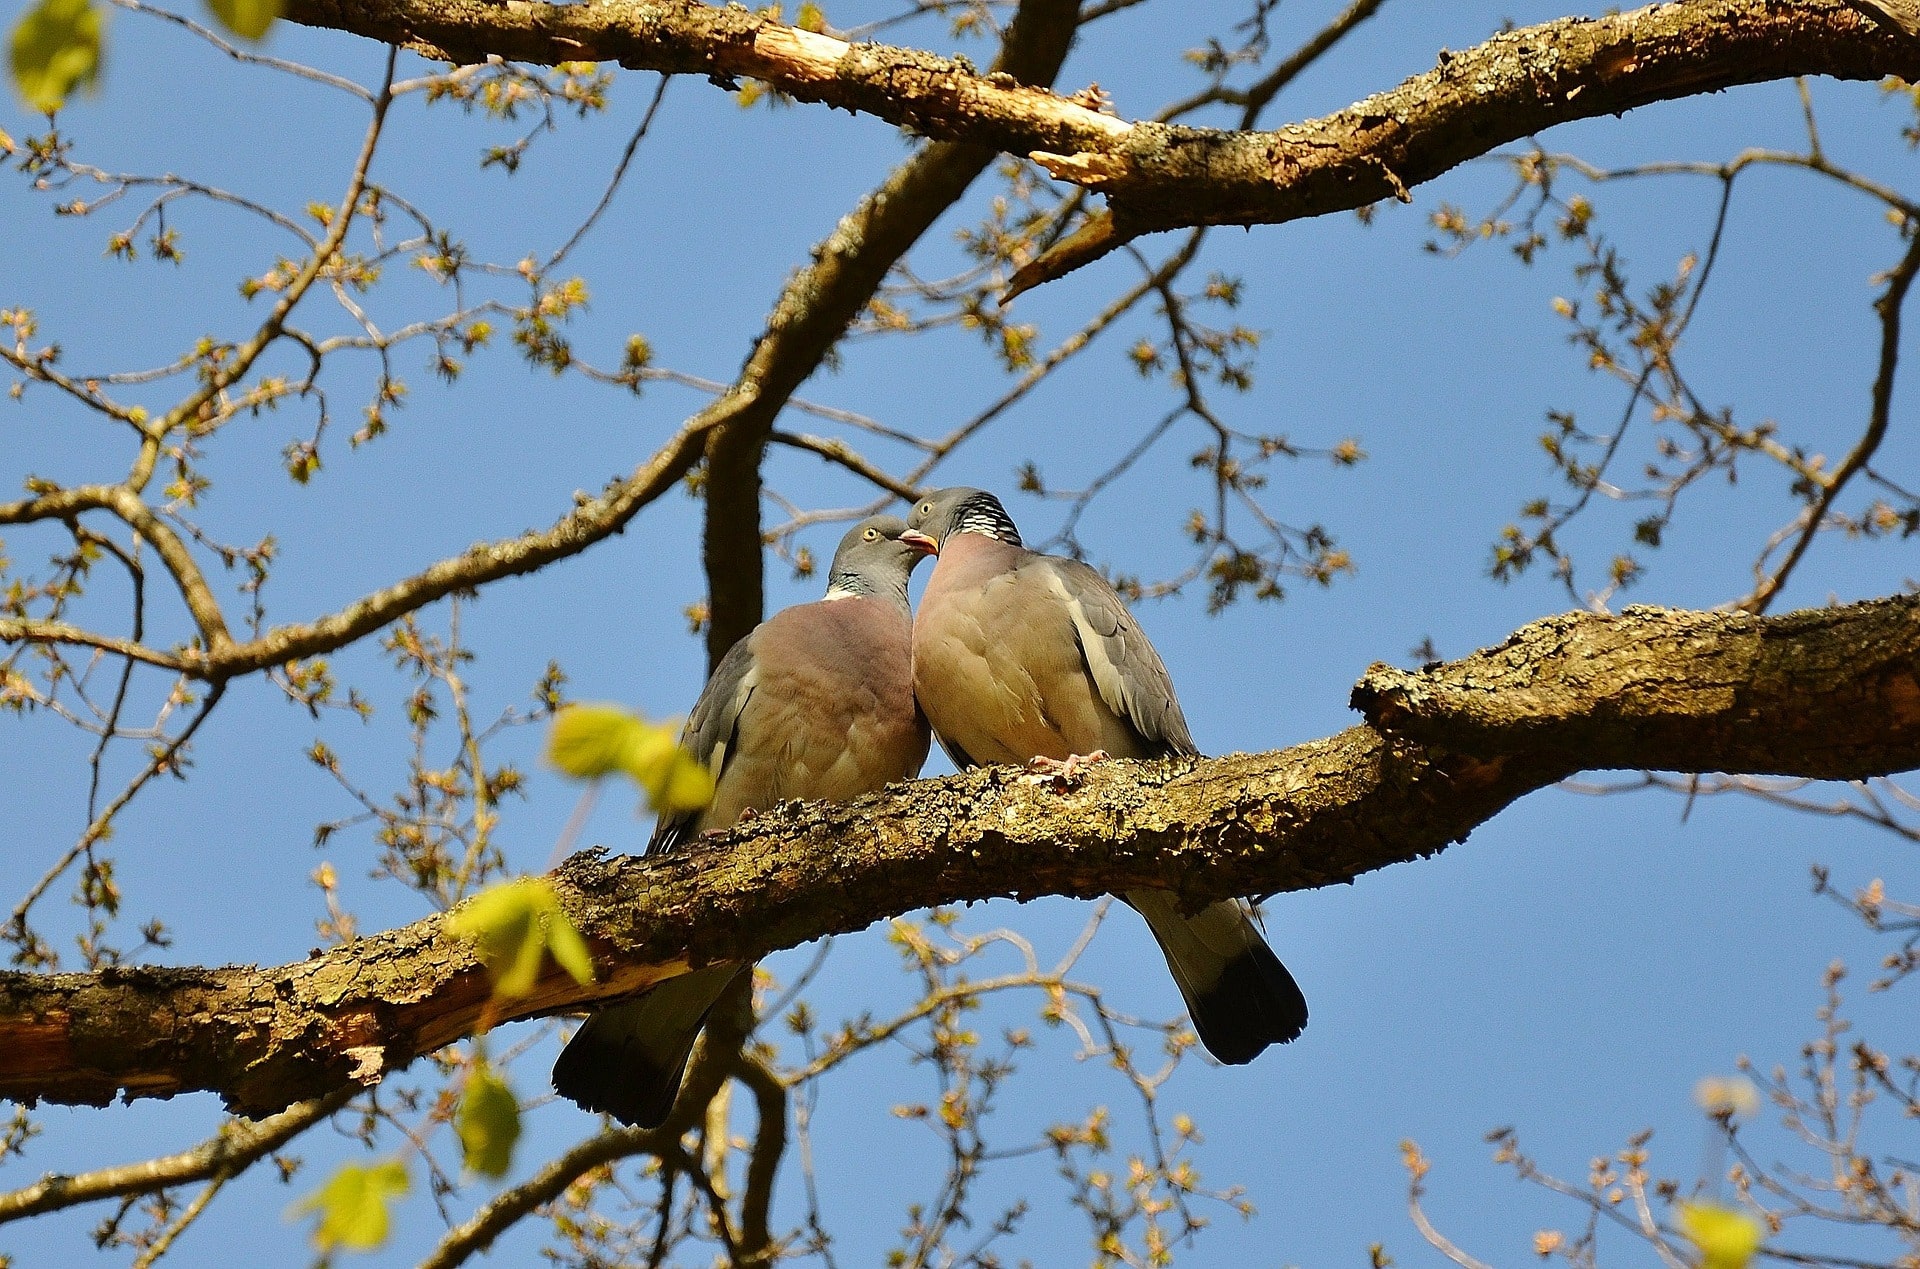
[900,529,940,557]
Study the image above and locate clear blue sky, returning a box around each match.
[5,1,1918,1264]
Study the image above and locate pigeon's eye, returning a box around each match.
[864,528,878,540]
[918,501,933,516]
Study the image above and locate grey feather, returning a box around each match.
[1042,556,1197,758]
[908,487,1307,1063]
[650,639,761,853]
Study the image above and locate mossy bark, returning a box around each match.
[4,597,1916,1117]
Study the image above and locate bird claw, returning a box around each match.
[697,806,755,840]
[1020,750,1109,787]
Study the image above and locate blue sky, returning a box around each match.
[5,0,1919,1264]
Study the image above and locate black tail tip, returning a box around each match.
[1189,942,1309,1065]
[552,1030,684,1130]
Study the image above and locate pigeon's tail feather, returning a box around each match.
[551,963,745,1129]
[1125,890,1307,1064]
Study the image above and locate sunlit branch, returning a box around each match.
[0,344,151,434]
[76,531,148,827]
[1159,0,1389,124]
[4,596,1916,1113]
[770,431,922,501]
[154,49,399,455]
[417,1123,669,1269]
[1566,772,1920,846]
[128,1171,226,1269]
[45,161,324,254]
[1548,147,1920,222]
[903,232,1194,488]
[1007,1,1920,293]
[0,1087,353,1223]
[0,619,188,673]
[546,74,672,271]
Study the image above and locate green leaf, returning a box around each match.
[205,0,278,40]
[456,1061,522,1179]
[641,742,717,816]
[546,702,653,780]
[1675,1200,1763,1269]
[544,702,714,816]
[446,877,594,997]
[447,878,545,997]
[9,0,103,114]
[293,1157,409,1252]
[544,904,595,987]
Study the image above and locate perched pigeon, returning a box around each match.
[552,515,934,1127]
[903,487,1307,1063]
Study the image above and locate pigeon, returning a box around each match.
[552,515,934,1127]
[903,486,1307,1063]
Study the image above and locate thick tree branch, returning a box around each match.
[1010,0,1920,290]
[278,0,1920,292]
[2,597,1916,1116]
[282,0,1129,155]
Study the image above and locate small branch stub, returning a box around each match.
[1030,149,1130,187]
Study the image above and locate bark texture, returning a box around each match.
[3,597,1916,1116]
[276,0,1920,290]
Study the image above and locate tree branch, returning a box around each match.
[277,0,1920,292]
[281,0,1128,155]
[3,597,1916,1116]
[0,1087,354,1223]
[0,415,719,679]
[418,1122,668,1269]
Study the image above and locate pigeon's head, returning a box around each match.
[825,515,934,599]
[902,487,1023,554]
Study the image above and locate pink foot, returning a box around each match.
[698,806,756,839]
[1021,750,1109,787]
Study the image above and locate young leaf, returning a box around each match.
[206,0,279,41]
[546,702,651,780]
[1675,1200,1763,1269]
[544,702,714,816]
[9,0,103,114]
[544,904,596,987]
[293,1157,410,1251]
[446,877,594,997]
[447,878,545,997]
[640,741,717,815]
[456,1061,522,1179]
